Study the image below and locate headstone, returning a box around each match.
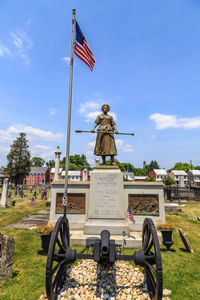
[0,232,15,282]
[0,178,9,208]
[19,188,24,198]
[164,203,182,212]
[33,191,37,199]
[179,228,194,253]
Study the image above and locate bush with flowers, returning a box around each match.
[156,221,175,230]
[36,224,54,235]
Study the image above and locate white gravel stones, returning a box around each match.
[39,260,171,300]
[57,260,150,300]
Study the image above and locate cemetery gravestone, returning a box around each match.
[179,228,194,253]
[0,232,15,282]
[0,178,9,208]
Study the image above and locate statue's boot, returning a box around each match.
[111,155,116,166]
[102,156,106,165]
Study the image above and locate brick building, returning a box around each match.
[149,169,167,182]
[24,167,50,185]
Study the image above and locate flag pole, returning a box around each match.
[63,8,76,216]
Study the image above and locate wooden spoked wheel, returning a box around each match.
[46,216,76,300]
[142,218,163,300]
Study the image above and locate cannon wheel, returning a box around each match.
[142,218,163,300]
[46,216,70,300]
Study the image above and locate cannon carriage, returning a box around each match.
[45,216,163,300]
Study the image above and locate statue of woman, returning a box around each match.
[91,104,119,165]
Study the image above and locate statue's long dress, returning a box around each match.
[94,114,117,156]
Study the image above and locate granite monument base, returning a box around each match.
[84,166,129,235]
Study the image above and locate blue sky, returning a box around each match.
[1,0,200,169]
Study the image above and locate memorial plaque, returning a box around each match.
[88,170,124,219]
[56,193,85,214]
[128,194,159,216]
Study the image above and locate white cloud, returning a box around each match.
[62,56,70,63]
[88,141,95,148]
[49,108,56,115]
[115,139,134,152]
[150,113,200,130]
[0,124,63,142]
[0,29,33,64]
[85,111,101,122]
[10,30,33,64]
[0,45,11,57]
[79,101,100,114]
[31,145,55,160]
[79,100,117,123]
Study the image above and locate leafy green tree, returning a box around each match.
[30,156,45,167]
[6,132,31,185]
[195,166,200,170]
[163,176,175,186]
[134,168,148,176]
[146,160,160,173]
[169,162,193,173]
[46,159,55,168]
[60,154,90,170]
[144,177,155,182]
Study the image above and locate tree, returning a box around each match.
[60,154,90,170]
[146,160,160,173]
[46,159,55,168]
[163,176,175,186]
[6,132,31,185]
[31,156,45,167]
[168,162,193,173]
[144,177,155,182]
[134,168,148,176]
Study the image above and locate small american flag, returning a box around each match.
[74,21,95,71]
[126,207,136,223]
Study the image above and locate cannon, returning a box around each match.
[45,216,163,300]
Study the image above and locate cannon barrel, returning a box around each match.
[100,230,110,256]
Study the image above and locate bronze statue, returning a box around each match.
[91,104,119,165]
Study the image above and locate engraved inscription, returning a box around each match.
[89,172,124,219]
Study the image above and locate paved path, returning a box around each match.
[6,214,49,229]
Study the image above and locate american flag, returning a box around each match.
[74,21,95,71]
[126,207,136,223]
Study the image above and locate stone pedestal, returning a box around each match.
[84,166,129,235]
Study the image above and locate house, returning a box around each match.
[149,169,167,182]
[50,168,63,182]
[123,172,135,181]
[169,170,188,187]
[188,169,200,187]
[61,169,90,181]
[134,176,147,181]
[24,167,50,185]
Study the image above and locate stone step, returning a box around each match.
[70,230,162,249]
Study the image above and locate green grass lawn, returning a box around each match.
[0,195,200,300]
